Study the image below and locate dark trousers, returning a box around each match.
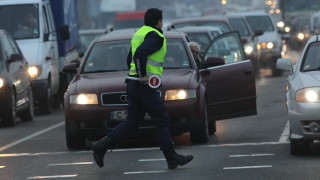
[107,80,173,150]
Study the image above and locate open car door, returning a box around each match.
[201,31,257,120]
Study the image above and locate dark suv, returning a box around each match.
[0,30,34,126]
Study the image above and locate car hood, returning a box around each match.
[299,71,320,87]
[72,69,195,95]
[257,31,278,43]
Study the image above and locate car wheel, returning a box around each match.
[290,139,311,155]
[20,87,34,121]
[39,86,52,114]
[65,124,86,149]
[209,120,216,134]
[2,88,17,126]
[190,101,209,143]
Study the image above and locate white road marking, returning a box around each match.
[138,159,165,162]
[27,174,77,179]
[229,154,274,158]
[279,120,290,142]
[48,162,93,166]
[223,165,272,170]
[0,166,5,168]
[0,141,289,158]
[0,122,64,152]
[124,170,169,175]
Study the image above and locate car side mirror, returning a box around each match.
[254,30,264,36]
[8,53,23,63]
[63,63,79,74]
[79,52,84,58]
[314,29,320,35]
[60,25,70,40]
[204,57,225,68]
[277,58,293,74]
[241,38,248,44]
[104,27,114,34]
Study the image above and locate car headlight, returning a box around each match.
[297,33,304,40]
[261,42,275,49]
[296,88,320,103]
[244,44,254,55]
[0,78,4,88]
[164,89,196,101]
[285,27,290,33]
[70,94,98,104]
[28,66,42,78]
[277,21,285,28]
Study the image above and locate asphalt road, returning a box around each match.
[1,49,319,180]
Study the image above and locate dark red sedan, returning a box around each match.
[63,29,256,149]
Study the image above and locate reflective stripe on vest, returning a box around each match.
[129,26,166,77]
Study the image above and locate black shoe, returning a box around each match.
[163,147,193,169]
[91,136,112,168]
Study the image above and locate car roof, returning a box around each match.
[96,28,185,42]
[170,15,230,25]
[173,26,222,33]
[79,29,105,35]
[227,10,270,16]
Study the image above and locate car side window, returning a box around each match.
[3,36,15,60]
[42,5,49,35]
[205,32,245,64]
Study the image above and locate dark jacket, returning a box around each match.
[127,26,164,77]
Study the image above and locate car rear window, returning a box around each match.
[82,39,191,73]
[228,18,250,36]
[245,15,275,32]
[173,21,230,33]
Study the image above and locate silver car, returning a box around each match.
[277,35,320,155]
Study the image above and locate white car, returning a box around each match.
[277,35,320,155]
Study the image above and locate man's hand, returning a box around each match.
[139,75,149,85]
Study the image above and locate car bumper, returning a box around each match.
[65,99,199,139]
[288,100,320,140]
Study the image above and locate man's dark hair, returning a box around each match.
[144,8,162,27]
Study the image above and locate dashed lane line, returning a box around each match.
[279,120,290,143]
[0,122,64,152]
[124,170,169,175]
[27,174,77,179]
[229,154,274,158]
[223,165,272,170]
[48,162,93,166]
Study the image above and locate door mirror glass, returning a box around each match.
[277,58,293,73]
[204,57,225,68]
[8,53,23,63]
[63,63,79,74]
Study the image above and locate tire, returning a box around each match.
[65,124,86,149]
[39,86,52,114]
[290,139,311,155]
[20,87,34,121]
[209,120,216,134]
[190,101,209,143]
[2,88,17,126]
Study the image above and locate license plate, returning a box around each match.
[111,110,151,120]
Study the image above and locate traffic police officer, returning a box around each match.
[91,8,193,170]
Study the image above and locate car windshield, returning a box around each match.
[114,20,144,30]
[0,4,39,40]
[301,42,320,72]
[245,15,275,32]
[186,32,211,53]
[173,21,230,33]
[82,39,191,73]
[228,18,250,36]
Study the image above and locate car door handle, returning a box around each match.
[244,70,252,75]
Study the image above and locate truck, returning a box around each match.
[0,0,79,114]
